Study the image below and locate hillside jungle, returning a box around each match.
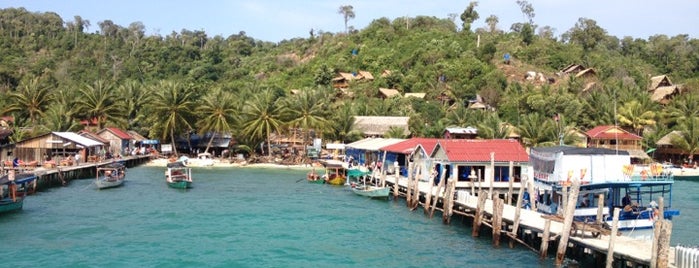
[1,4,699,164]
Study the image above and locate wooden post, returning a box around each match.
[392,166,400,199]
[443,179,456,224]
[492,194,503,247]
[405,169,412,207]
[404,161,420,210]
[540,219,551,259]
[469,170,476,196]
[560,185,568,216]
[606,208,620,268]
[658,196,664,220]
[410,162,420,210]
[651,219,673,268]
[429,168,446,218]
[379,151,388,187]
[507,161,514,205]
[555,179,581,266]
[472,190,487,237]
[596,193,605,225]
[509,176,526,248]
[424,165,435,215]
[478,169,482,194]
[423,167,434,215]
[527,176,537,211]
[489,152,494,197]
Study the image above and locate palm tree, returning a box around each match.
[240,89,286,157]
[148,80,196,156]
[284,88,330,159]
[664,93,699,128]
[73,80,122,129]
[385,126,407,138]
[672,117,699,163]
[38,103,82,132]
[325,102,361,143]
[338,5,355,34]
[3,77,53,128]
[477,113,509,139]
[117,80,151,131]
[196,87,239,154]
[517,113,557,148]
[617,100,656,136]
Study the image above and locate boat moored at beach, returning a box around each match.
[530,146,679,231]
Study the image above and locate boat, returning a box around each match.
[165,161,193,189]
[0,171,38,214]
[348,169,390,198]
[664,164,699,181]
[530,146,679,231]
[319,160,348,185]
[193,152,214,167]
[95,162,126,189]
[351,185,390,198]
[306,168,324,184]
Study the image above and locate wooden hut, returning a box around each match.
[585,125,649,163]
[2,132,104,167]
[96,127,133,156]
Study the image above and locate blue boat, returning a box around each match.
[0,172,38,214]
[530,146,679,231]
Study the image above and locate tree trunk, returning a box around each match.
[204,133,214,154]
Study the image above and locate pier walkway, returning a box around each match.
[384,175,677,267]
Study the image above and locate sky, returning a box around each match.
[2,0,698,43]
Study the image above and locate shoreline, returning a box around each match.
[144,158,318,170]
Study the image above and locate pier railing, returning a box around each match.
[675,245,699,268]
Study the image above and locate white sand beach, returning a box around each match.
[144,158,317,170]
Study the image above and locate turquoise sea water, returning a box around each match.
[1,166,696,267]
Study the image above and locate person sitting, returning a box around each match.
[622,193,632,207]
[580,199,589,208]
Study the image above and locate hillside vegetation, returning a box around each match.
[1,6,699,156]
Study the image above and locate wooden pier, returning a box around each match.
[383,174,677,268]
[1,155,152,191]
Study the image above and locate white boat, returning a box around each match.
[530,146,679,231]
[95,162,126,190]
[351,184,390,198]
[193,152,214,167]
[349,169,389,199]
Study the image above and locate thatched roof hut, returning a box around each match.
[649,75,673,91]
[378,88,401,98]
[353,116,410,137]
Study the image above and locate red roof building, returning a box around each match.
[429,139,529,184]
[380,138,439,155]
[585,125,648,161]
[96,128,133,156]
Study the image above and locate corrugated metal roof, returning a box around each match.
[100,127,133,140]
[53,132,104,147]
[380,138,439,155]
[445,127,478,134]
[347,138,405,151]
[437,139,529,162]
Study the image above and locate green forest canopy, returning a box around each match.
[1,5,698,156]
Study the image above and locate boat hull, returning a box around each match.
[95,179,125,190]
[351,186,390,198]
[167,181,192,189]
[325,177,346,185]
[0,198,24,214]
[307,179,325,184]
